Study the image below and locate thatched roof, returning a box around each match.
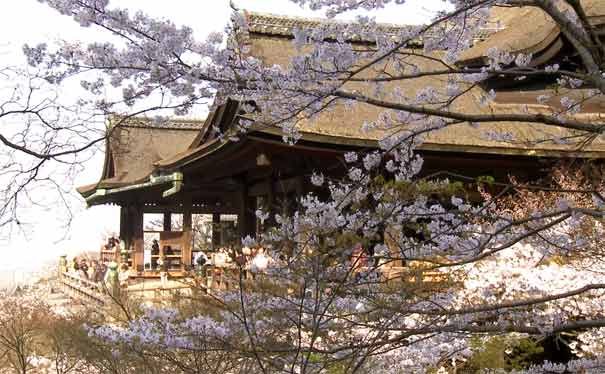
[459,1,605,65]
[234,10,605,156]
[77,117,202,197]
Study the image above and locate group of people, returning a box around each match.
[64,235,129,284]
[150,239,178,270]
[194,246,270,271]
[100,236,123,261]
[68,257,107,283]
[104,236,120,251]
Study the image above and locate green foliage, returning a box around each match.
[468,336,507,369]
[508,338,545,369]
[307,353,350,374]
[476,175,496,187]
[464,335,544,371]
[371,176,466,208]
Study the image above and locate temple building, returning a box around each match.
[76,5,605,282]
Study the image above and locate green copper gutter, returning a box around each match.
[85,171,184,206]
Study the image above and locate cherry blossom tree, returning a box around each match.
[17,0,605,372]
[0,65,106,240]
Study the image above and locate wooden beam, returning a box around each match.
[141,204,237,215]
[247,196,257,239]
[119,205,132,250]
[247,133,367,152]
[267,174,276,227]
[163,213,171,232]
[182,199,193,268]
[248,177,307,197]
[238,185,247,240]
[132,205,144,272]
[248,180,270,197]
[238,183,257,240]
[212,213,221,247]
[295,175,304,197]
[183,203,192,231]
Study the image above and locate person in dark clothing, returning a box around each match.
[163,246,173,270]
[97,263,108,282]
[79,260,89,279]
[151,239,160,269]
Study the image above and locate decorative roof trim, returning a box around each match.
[243,11,427,45]
[108,115,206,131]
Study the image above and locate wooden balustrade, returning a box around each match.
[60,272,106,305]
[57,254,457,306]
[381,266,457,291]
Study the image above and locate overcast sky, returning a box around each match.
[0,0,446,272]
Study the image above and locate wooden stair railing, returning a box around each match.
[60,272,106,305]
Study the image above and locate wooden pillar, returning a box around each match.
[267,176,275,228]
[294,175,305,212]
[238,184,257,240]
[163,212,171,232]
[295,175,304,199]
[247,196,257,238]
[132,205,144,272]
[183,199,193,268]
[238,185,247,240]
[212,213,221,247]
[119,205,132,249]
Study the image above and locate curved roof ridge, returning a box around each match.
[242,9,426,44]
[109,115,206,131]
[244,9,418,29]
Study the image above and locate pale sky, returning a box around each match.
[0,0,446,272]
